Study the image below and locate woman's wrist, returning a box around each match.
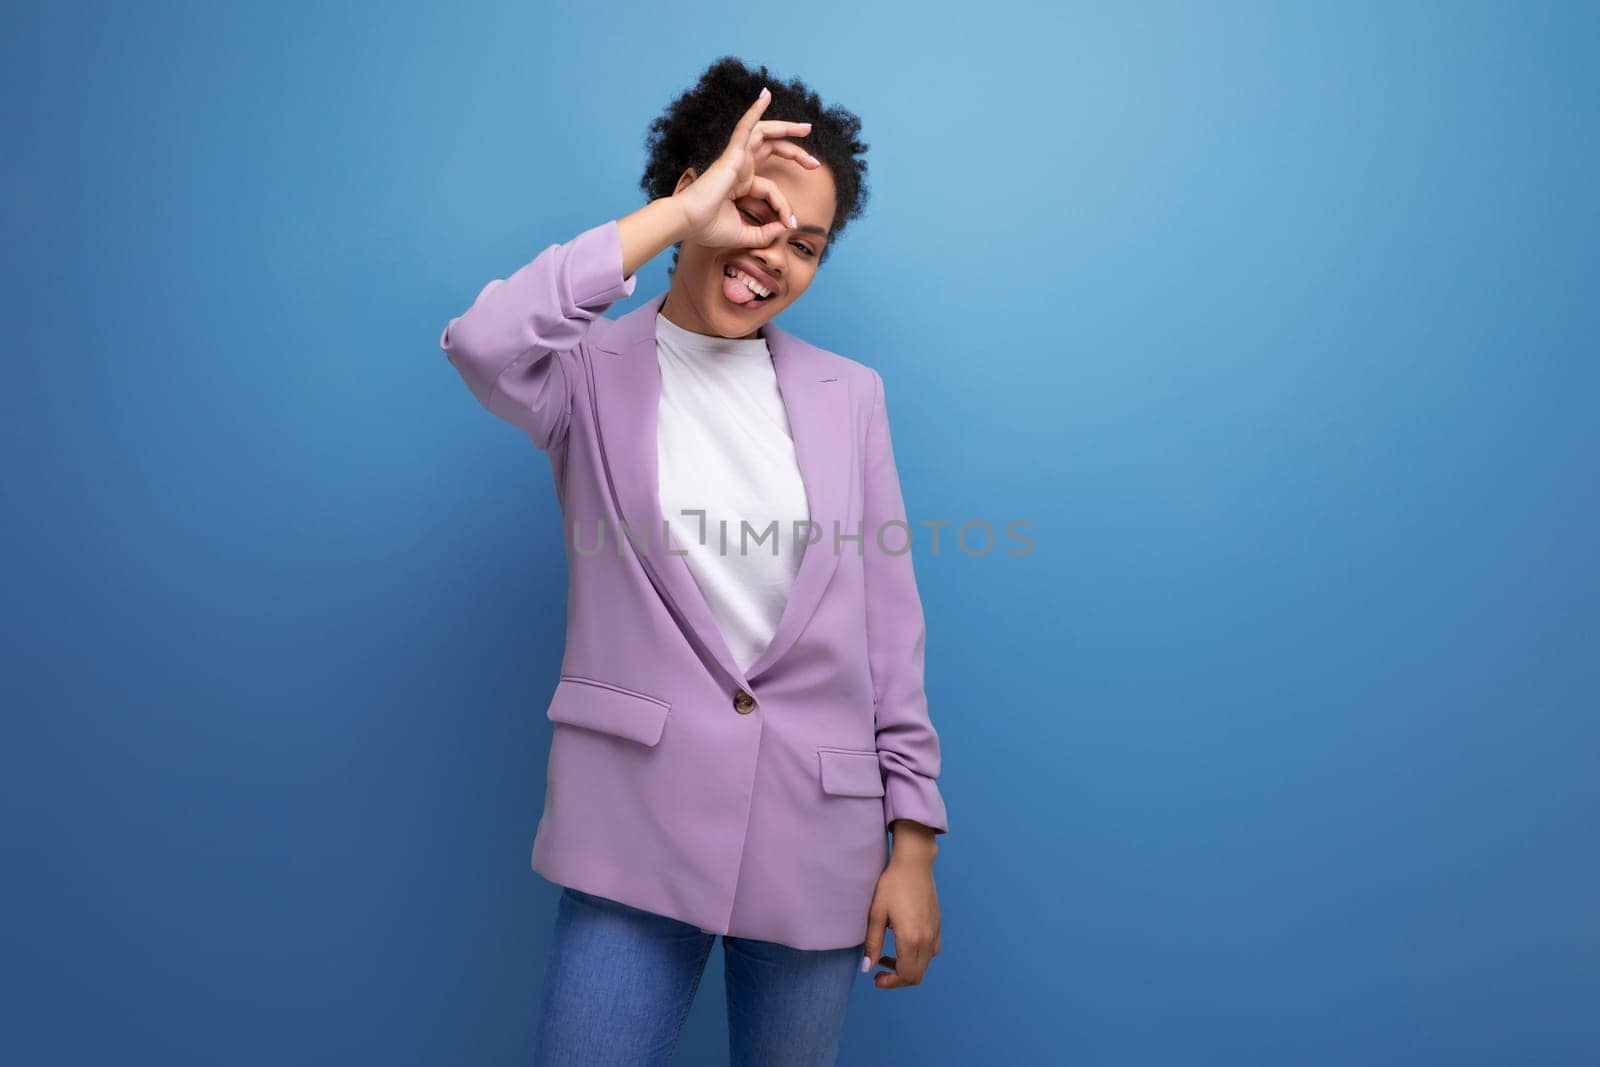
[888,820,939,867]
[617,197,691,279]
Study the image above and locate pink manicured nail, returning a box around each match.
[860,954,873,973]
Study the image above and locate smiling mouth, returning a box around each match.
[723,264,775,302]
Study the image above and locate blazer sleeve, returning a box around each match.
[862,368,949,835]
[438,218,637,451]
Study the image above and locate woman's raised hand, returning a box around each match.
[671,87,821,250]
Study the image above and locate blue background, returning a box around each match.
[4,2,1596,1064]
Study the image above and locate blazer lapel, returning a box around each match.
[589,292,851,691]
[742,318,850,683]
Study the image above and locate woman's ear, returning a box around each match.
[673,167,698,197]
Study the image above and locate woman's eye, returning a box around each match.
[791,242,815,258]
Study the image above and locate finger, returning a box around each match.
[729,86,773,148]
[743,117,809,159]
[756,139,821,170]
[862,908,889,973]
[738,220,790,249]
[721,91,773,166]
[741,104,782,157]
[748,175,798,232]
[876,969,921,988]
[753,118,815,140]
[871,954,913,989]
[880,951,930,988]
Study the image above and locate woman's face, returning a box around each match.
[667,154,836,339]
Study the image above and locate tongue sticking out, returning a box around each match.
[722,271,760,306]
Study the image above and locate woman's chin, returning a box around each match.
[708,292,768,332]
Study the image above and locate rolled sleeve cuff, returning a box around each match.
[567,217,638,309]
[883,770,948,835]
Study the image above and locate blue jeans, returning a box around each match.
[533,886,865,1065]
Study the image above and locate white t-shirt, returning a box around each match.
[654,311,810,673]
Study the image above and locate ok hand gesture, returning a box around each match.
[672,87,821,250]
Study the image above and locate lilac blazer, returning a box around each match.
[438,217,948,951]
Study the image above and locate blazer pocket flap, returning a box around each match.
[817,747,886,798]
[547,676,670,747]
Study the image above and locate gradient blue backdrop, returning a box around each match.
[4,2,1596,1064]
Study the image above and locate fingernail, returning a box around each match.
[789,214,798,229]
[760,86,770,98]
[860,954,873,973]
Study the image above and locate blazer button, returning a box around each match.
[732,689,757,714]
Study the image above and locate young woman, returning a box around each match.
[439,57,949,1065]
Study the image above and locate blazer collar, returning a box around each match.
[588,291,851,692]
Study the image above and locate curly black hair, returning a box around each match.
[639,56,869,273]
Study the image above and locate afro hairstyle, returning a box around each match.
[639,56,869,274]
